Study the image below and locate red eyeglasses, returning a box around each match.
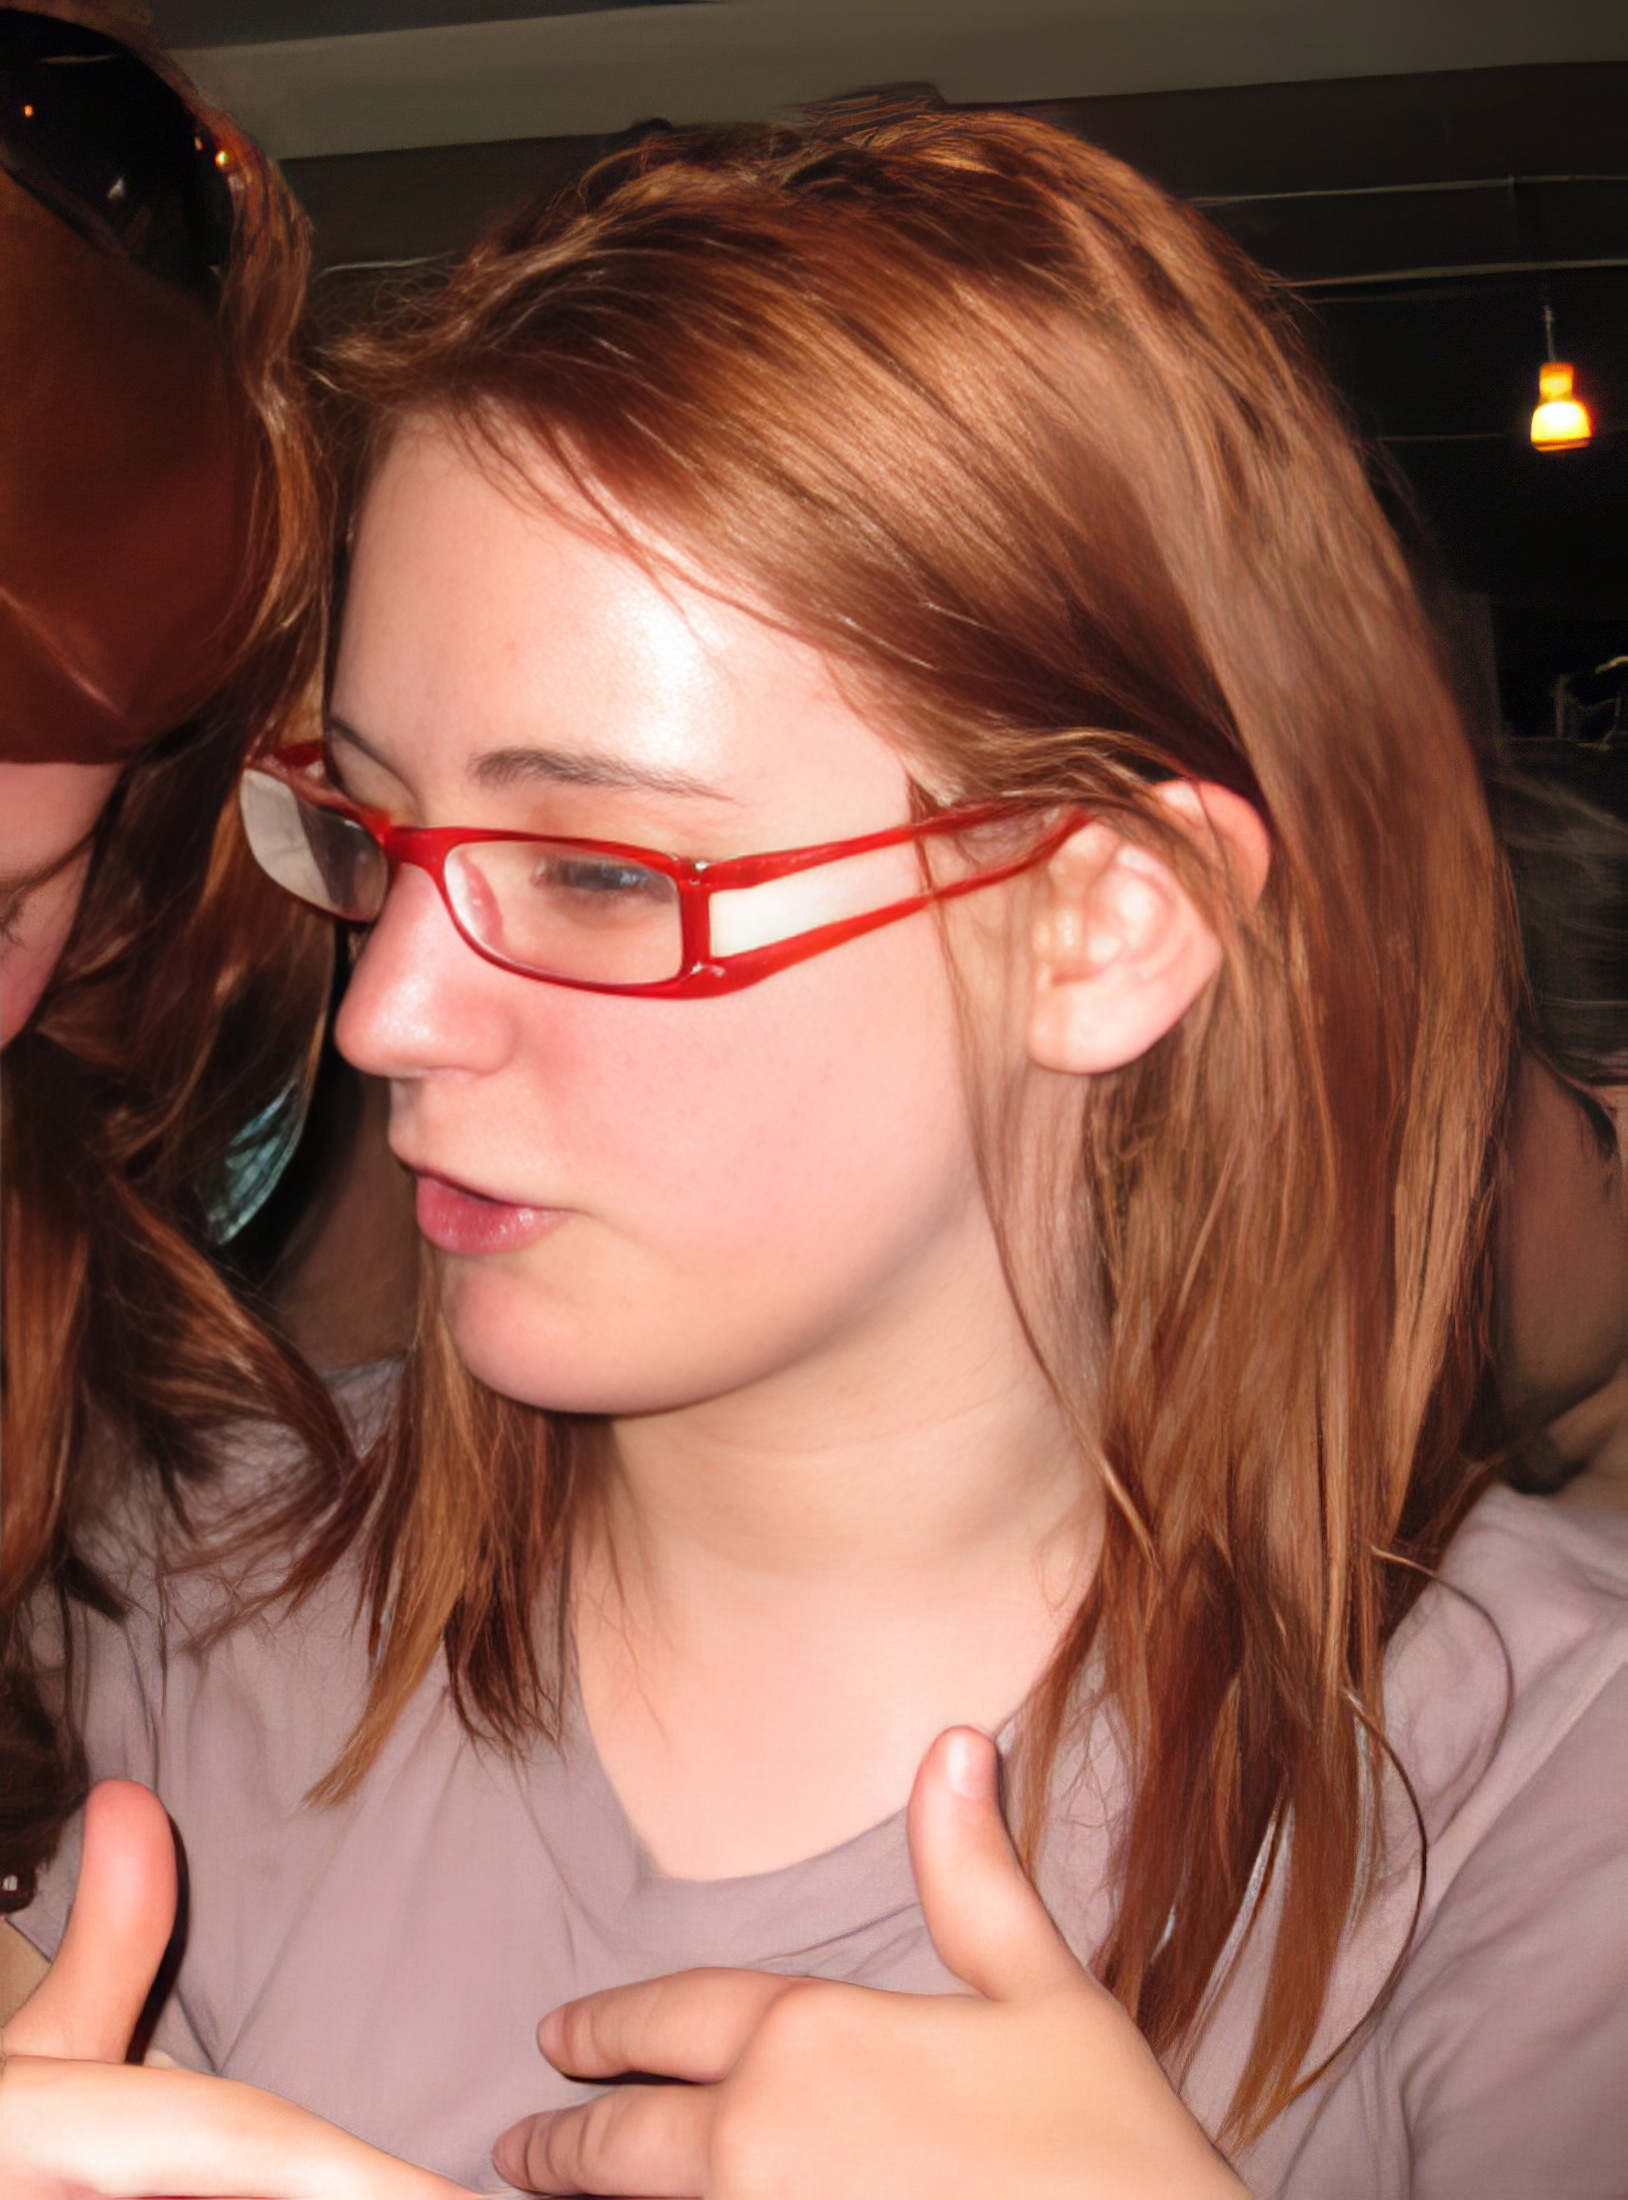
[239,742,1082,1000]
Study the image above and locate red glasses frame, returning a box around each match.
[249,743,1083,1000]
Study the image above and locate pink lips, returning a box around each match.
[414,1173,566,1257]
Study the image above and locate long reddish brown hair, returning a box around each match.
[298,104,1514,2138]
[0,4,346,1897]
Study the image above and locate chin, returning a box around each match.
[436,1271,688,1417]
[437,1263,820,1420]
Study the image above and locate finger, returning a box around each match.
[539,1969,793,2085]
[4,1781,177,2062]
[493,2082,711,2197]
[907,1728,1083,2003]
[0,2054,476,2199]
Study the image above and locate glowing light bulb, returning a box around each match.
[1531,361,1592,451]
[214,146,231,168]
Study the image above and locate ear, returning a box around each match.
[1026,780,1270,1077]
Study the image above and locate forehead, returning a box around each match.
[332,423,912,831]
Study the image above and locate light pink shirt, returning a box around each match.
[18,1384,1628,2197]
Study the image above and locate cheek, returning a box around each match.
[438,923,982,1411]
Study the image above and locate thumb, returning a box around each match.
[907,1727,1083,2004]
[3,1778,178,2062]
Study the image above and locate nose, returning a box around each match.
[335,860,515,1082]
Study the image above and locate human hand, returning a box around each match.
[494,1728,1249,2198]
[3,1778,178,2063]
[0,1779,476,2200]
[0,2056,480,2200]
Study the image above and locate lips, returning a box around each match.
[412,1171,567,1257]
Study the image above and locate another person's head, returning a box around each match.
[250,106,1514,2136]
[1489,752,1628,1491]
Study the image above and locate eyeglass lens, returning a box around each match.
[445,841,685,985]
[240,771,390,926]
[0,8,232,303]
[240,771,690,985]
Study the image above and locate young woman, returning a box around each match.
[4,102,1626,2200]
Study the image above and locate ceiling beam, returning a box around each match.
[178,0,1628,161]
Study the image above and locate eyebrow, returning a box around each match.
[326,716,733,805]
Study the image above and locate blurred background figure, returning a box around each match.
[0,2,413,1927]
[1491,743,1628,1516]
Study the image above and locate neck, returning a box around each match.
[572,1225,1102,1878]
[594,1238,1095,1617]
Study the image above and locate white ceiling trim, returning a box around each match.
[177,0,1628,162]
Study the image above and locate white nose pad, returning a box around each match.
[707,841,924,956]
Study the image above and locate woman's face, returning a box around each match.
[0,759,121,1044]
[333,425,1011,1419]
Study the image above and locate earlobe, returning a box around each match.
[1025,780,1269,1078]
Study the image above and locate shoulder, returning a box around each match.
[12,1363,404,1963]
[56,1359,403,1789]
[1398,1482,1628,1954]
[1382,1485,1628,1975]
[1255,1492,1628,2198]
[1436,1480,1628,1643]
[1389,1485,1628,1853]
[78,1357,399,1615]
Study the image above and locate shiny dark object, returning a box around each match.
[0,6,231,301]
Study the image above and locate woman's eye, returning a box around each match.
[535,857,668,907]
